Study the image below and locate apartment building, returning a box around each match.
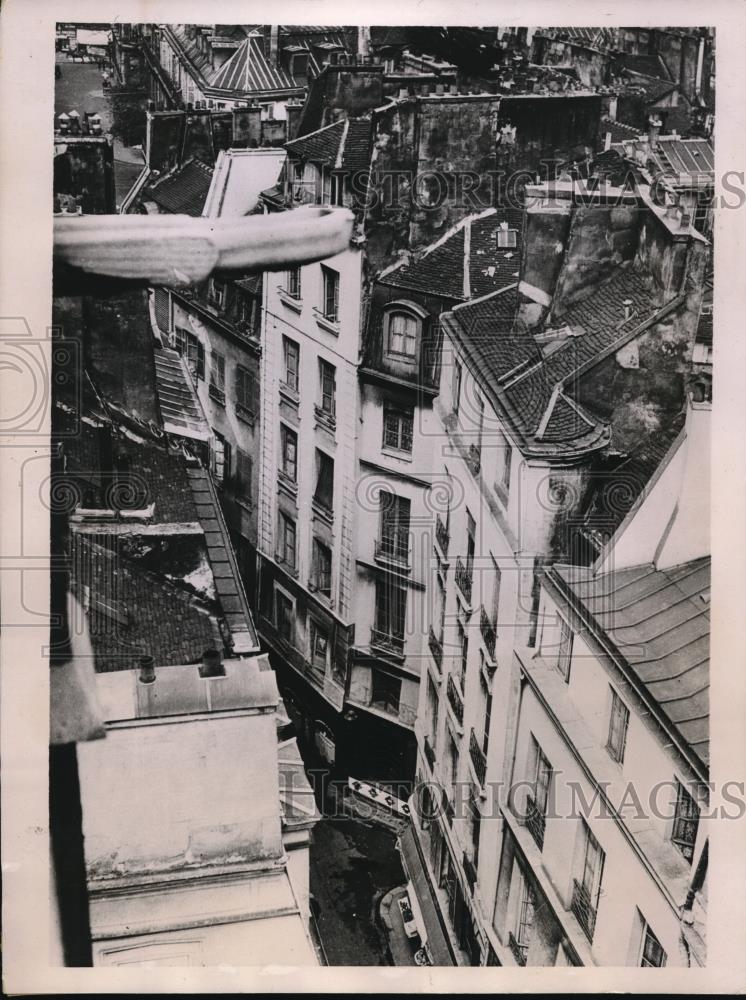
[496,389,709,968]
[399,166,711,963]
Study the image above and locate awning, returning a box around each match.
[398,825,455,966]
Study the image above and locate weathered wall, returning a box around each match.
[54,139,116,215]
[636,210,690,297]
[495,95,602,177]
[516,202,572,328]
[552,202,640,313]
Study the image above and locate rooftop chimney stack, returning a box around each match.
[357,26,371,60]
[200,648,225,678]
[648,114,662,151]
[270,25,279,67]
[138,655,156,685]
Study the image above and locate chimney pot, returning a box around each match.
[623,298,633,322]
[138,655,156,684]
[200,648,225,678]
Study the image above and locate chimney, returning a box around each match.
[648,114,662,151]
[357,26,371,59]
[269,25,279,67]
[138,655,156,684]
[200,648,225,678]
[608,95,618,121]
[285,98,303,141]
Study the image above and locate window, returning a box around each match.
[276,590,293,642]
[497,227,517,248]
[555,615,573,682]
[511,866,535,964]
[209,350,225,403]
[639,917,667,967]
[181,330,204,380]
[278,511,297,569]
[383,404,414,453]
[378,491,411,562]
[210,277,226,308]
[374,579,407,646]
[426,673,439,746]
[489,557,502,624]
[280,424,298,482]
[235,364,257,419]
[313,449,334,513]
[466,510,476,573]
[606,688,630,764]
[235,449,252,503]
[526,735,552,849]
[671,781,700,863]
[321,265,339,322]
[481,674,493,756]
[212,431,230,485]
[457,620,469,688]
[319,359,336,416]
[496,435,512,500]
[311,537,332,598]
[309,621,329,678]
[452,359,462,413]
[282,336,300,393]
[572,822,605,941]
[287,267,301,299]
[370,669,402,715]
[236,294,259,334]
[387,311,417,358]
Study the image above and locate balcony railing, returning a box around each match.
[455,557,473,605]
[428,626,443,669]
[446,673,464,726]
[370,627,405,658]
[469,728,487,786]
[374,538,410,568]
[423,735,436,769]
[524,794,546,851]
[480,605,497,660]
[508,932,528,966]
[462,851,478,892]
[571,879,597,942]
[435,514,449,555]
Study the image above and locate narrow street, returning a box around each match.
[55,55,145,207]
[310,816,405,966]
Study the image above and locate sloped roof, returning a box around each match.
[621,70,679,104]
[617,53,672,80]
[153,346,210,440]
[554,557,710,771]
[285,117,373,172]
[211,33,299,93]
[649,137,714,179]
[148,158,214,216]
[444,264,675,454]
[382,208,524,301]
[203,148,286,217]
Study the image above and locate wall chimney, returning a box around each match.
[138,655,156,684]
[200,648,225,678]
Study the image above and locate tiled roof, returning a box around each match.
[546,27,614,50]
[285,118,373,172]
[581,411,687,548]
[148,158,214,216]
[621,71,679,104]
[210,33,298,93]
[649,137,714,179]
[617,53,672,80]
[554,557,710,771]
[382,209,524,301]
[445,264,675,453]
[71,531,223,673]
[598,116,643,144]
[280,29,348,75]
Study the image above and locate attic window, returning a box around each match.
[497,227,517,249]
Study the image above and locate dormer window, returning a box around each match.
[497,225,517,248]
[383,300,429,363]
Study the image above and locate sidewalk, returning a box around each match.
[379,886,423,966]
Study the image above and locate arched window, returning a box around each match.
[383,301,427,361]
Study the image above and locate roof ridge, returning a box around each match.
[335,118,350,170]
[287,117,346,146]
[451,282,518,312]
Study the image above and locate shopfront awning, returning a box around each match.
[398,825,455,966]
